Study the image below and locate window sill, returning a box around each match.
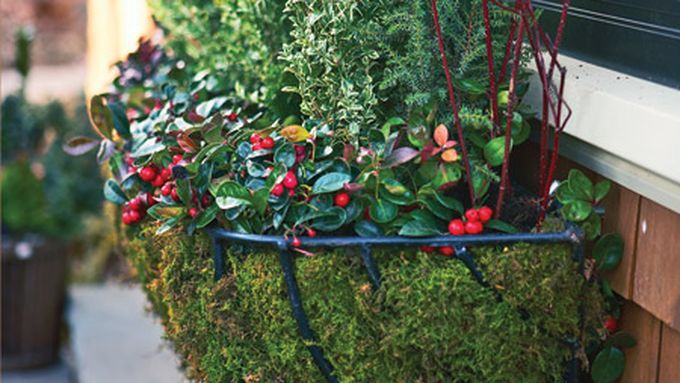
[525,54,680,214]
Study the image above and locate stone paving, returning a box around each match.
[68,283,188,383]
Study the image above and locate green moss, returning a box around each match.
[127,225,603,382]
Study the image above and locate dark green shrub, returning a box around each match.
[127,224,603,382]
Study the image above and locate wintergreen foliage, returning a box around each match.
[128,224,604,382]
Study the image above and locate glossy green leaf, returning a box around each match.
[274,143,296,168]
[568,169,594,200]
[594,180,611,203]
[311,207,347,232]
[369,199,398,223]
[483,136,511,167]
[582,212,602,240]
[89,95,115,140]
[561,201,593,222]
[195,205,219,229]
[214,181,252,210]
[63,136,100,156]
[591,347,625,383]
[147,204,183,220]
[399,219,442,237]
[594,233,624,271]
[312,172,351,195]
[354,220,383,237]
[103,179,127,205]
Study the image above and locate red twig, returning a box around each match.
[430,0,476,207]
[482,0,499,131]
[494,15,525,219]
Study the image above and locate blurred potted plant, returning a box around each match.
[1,27,102,369]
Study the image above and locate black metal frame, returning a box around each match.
[206,226,585,383]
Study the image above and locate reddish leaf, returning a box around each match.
[433,124,449,147]
[382,147,419,168]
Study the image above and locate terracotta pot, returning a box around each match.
[1,235,68,369]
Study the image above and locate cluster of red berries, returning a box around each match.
[250,133,275,151]
[122,193,156,225]
[448,206,493,236]
[271,170,298,198]
[419,206,494,256]
[136,158,175,188]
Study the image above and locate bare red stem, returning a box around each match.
[482,0,499,131]
[494,15,525,219]
[430,0,476,207]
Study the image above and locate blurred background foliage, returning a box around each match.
[1,24,121,282]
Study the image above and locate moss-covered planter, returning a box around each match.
[127,223,603,383]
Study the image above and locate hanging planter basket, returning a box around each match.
[204,225,586,383]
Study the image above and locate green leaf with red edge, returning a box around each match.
[591,346,625,383]
[63,136,100,156]
[89,95,115,140]
[594,233,624,271]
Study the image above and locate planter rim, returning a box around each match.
[205,224,584,250]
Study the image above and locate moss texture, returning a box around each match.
[127,225,603,382]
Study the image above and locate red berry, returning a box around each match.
[201,194,211,208]
[227,112,238,122]
[334,192,350,208]
[160,167,172,181]
[161,183,173,196]
[260,137,274,149]
[146,193,157,207]
[128,166,137,174]
[128,209,141,223]
[151,175,165,187]
[465,220,484,235]
[420,246,434,253]
[122,212,132,225]
[439,246,455,256]
[139,166,157,182]
[448,219,465,235]
[188,208,200,218]
[172,154,183,164]
[129,197,144,211]
[307,228,317,238]
[291,237,301,248]
[283,170,298,189]
[271,183,285,197]
[363,207,371,220]
[604,317,618,333]
[249,133,261,144]
[465,208,480,222]
[288,189,296,198]
[478,206,493,223]
[252,143,262,151]
[171,187,180,202]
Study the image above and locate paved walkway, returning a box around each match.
[68,284,188,383]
